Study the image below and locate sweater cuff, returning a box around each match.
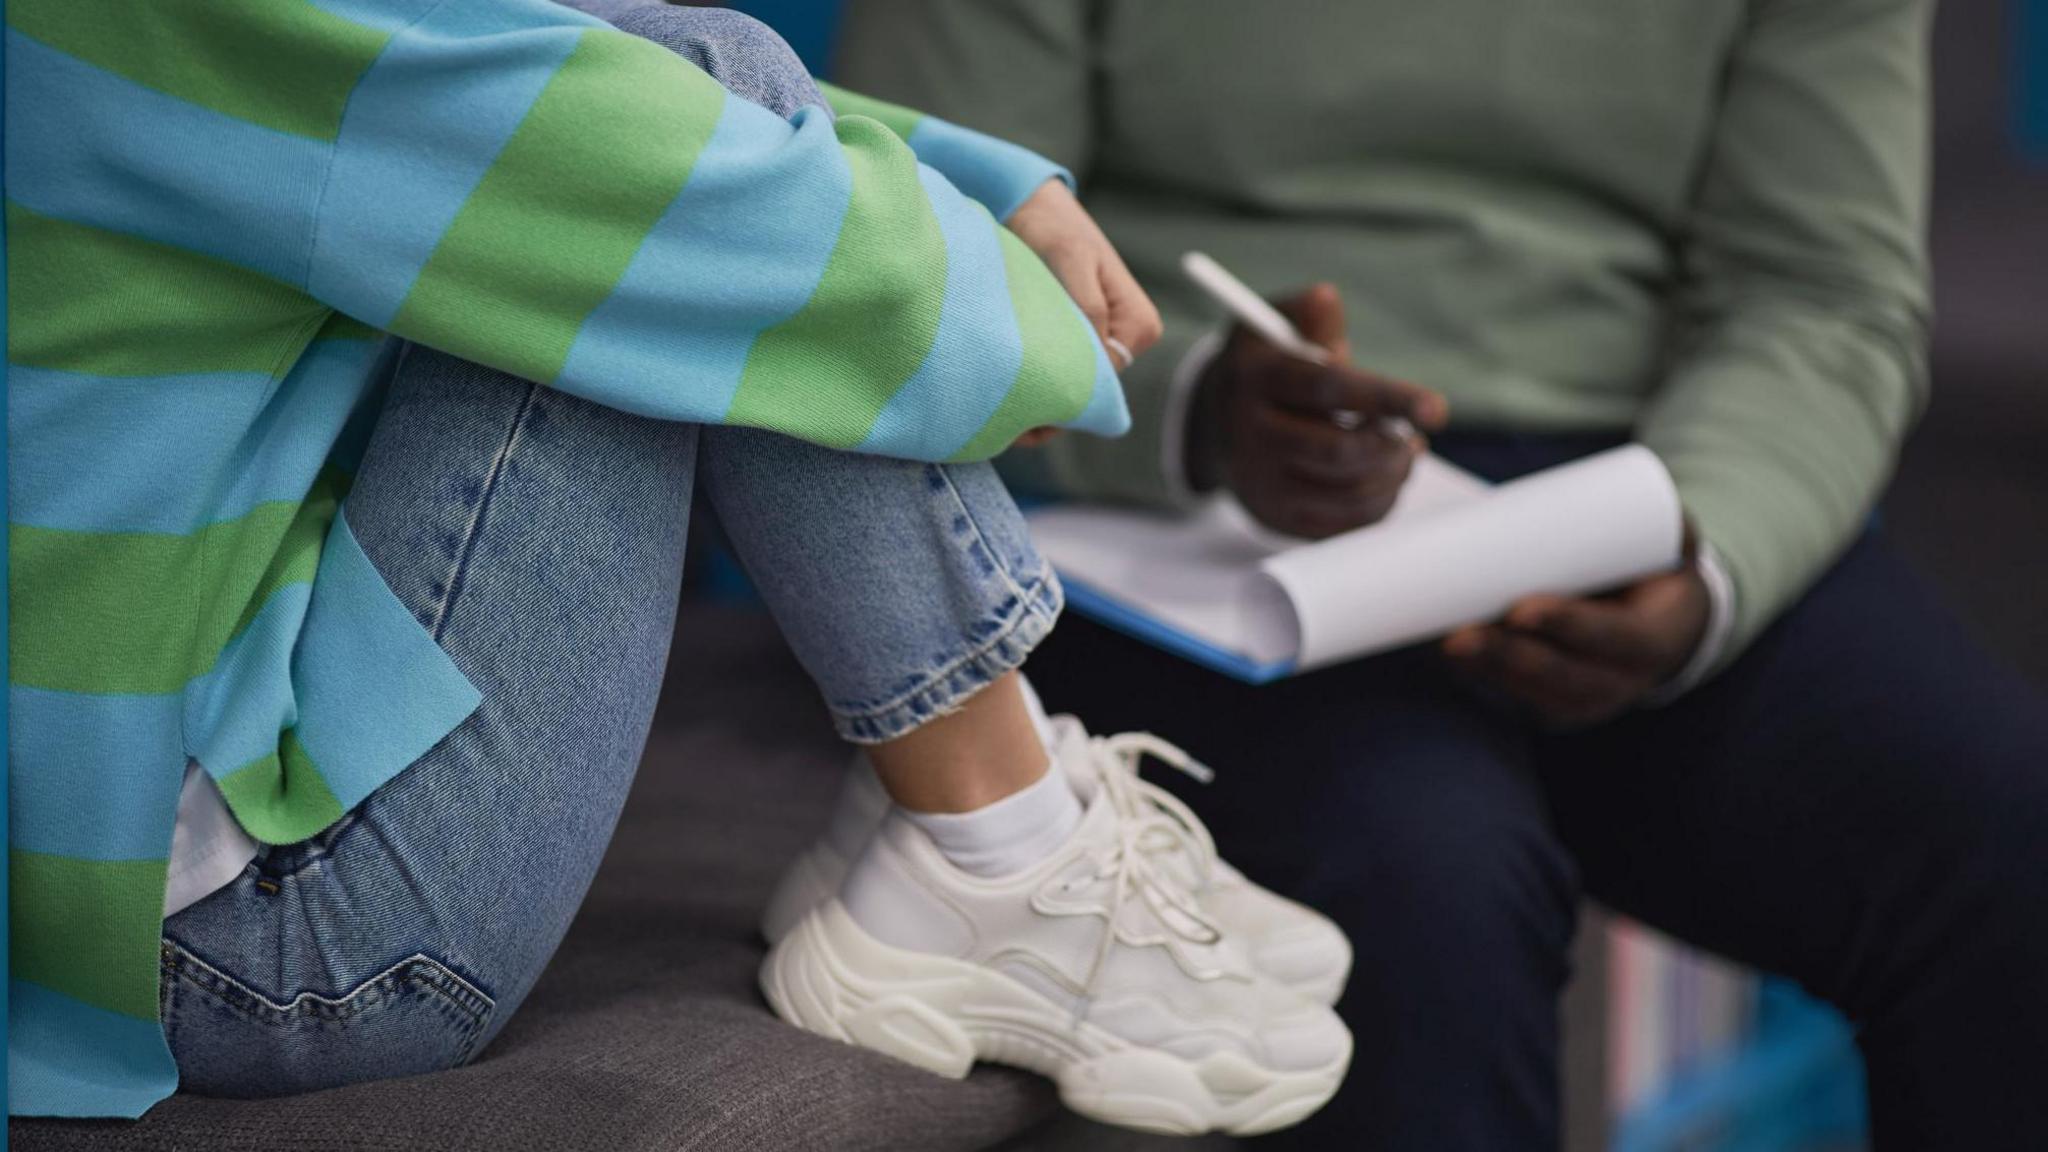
[1644,539,1739,706]
[1158,327,1228,507]
[899,116,1073,223]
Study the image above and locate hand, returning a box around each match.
[1005,180,1163,371]
[1188,283,1448,539]
[1441,558,1711,730]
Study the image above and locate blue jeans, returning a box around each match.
[1029,431,2048,1152]
[159,7,1060,1095]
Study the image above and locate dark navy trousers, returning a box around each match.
[1028,433,2048,1151]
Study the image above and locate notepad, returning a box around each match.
[1026,445,1686,682]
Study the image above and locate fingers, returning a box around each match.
[1244,484,1404,539]
[1297,484,1402,532]
[1504,569,1706,674]
[1254,406,1417,486]
[1503,595,1661,668]
[1442,626,1640,729]
[1236,405,1417,538]
[1446,567,1713,726]
[1277,283,1352,361]
[1043,246,1111,349]
[1010,427,1062,449]
[1099,251,1164,364]
[1260,362,1449,432]
[1003,180,1161,370]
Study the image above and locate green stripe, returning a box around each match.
[322,313,386,343]
[947,229,1098,461]
[392,29,724,385]
[5,202,327,377]
[11,850,166,1020]
[10,468,345,695]
[727,116,947,447]
[8,0,389,141]
[816,82,926,141]
[215,730,346,846]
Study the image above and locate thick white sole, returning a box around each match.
[764,842,1354,1009]
[760,901,1351,1137]
[759,841,845,945]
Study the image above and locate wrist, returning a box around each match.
[1184,357,1232,495]
[1644,534,1739,706]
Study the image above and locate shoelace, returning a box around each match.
[1093,732,1222,888]
[1068,734,1227,1021]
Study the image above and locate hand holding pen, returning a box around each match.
[1182,253,1449,539]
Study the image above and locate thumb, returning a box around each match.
[1279,283,1351,361]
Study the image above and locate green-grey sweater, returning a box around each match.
[835,0,1933,666]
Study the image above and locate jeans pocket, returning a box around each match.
[160,939,496,1098]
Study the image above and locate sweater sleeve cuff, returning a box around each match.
[1644,539,1739,706]
[898,116,1073,222]
[1158,327,1228,507]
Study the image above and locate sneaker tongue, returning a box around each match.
[1052,718,1103,803]
[1071,784,1123,842]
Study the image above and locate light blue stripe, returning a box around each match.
[858,168,1024,458]
[8,338,387,534]
[11,578,324,860]
[904,117,1072,223]
[185,583,315,788]
[331,337,405,474]
[557,97,852,418]
[310,0,591,326]
[8,980,181,1119]
[292,512,481,810]
[8,366,264,531]
[4,28,327,285]
[7,688,185,861]
[305,0,608,35]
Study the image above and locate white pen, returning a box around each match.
[1181,250,1416,441]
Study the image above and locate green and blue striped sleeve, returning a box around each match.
[815,81,1072,223]
[307,0,1126,463]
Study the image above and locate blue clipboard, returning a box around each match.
[1056,575,1297,685]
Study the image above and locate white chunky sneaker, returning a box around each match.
[761,717,1353,1005]
[760,785,1353,1136]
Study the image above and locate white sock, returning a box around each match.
[902,764,1083,878]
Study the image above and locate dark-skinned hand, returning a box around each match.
[1187,283,1449,539]
[1442,536,1711,729]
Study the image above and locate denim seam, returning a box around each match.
[827,558,1063,744]
[932,464,1041,617]
[159,938,496,1061]
[429,374,543,642]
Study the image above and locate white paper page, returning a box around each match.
[1026,455,1490,665]
[1259,444,1684,671]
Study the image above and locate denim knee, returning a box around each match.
[611,5,827,120]
[1304,789,1580,970]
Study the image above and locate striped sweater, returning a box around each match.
[5,0,1128,1118]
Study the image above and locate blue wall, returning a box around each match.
[724,0,842,76]
[2022,0,2048,160]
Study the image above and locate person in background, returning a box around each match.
[833,1,2048,1147]
[11,1,1355,1136]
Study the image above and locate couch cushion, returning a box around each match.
[13,605,1226,1151]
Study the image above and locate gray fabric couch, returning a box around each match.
[13,606,1228,1152]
